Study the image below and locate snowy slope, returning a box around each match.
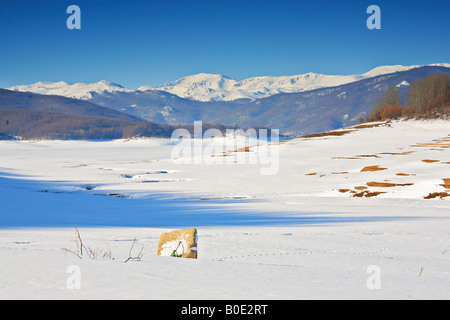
[0,120,449,299]
[8,80,133,100]
[8,63,450,102]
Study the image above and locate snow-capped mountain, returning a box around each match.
[137,68,399,101]
[9,80,132,100]
[3,64,450,136]
[8,63,450,102]
[138,63,450,101]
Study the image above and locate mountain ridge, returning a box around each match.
[8,63,450,102]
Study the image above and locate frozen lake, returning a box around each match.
[0,174,401,228]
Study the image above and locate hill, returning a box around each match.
[5,65,450,137]
[0,88,141,122]
[0,109,173,140]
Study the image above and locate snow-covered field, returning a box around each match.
[0,120,449,299]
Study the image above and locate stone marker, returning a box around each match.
[157,228,198,259]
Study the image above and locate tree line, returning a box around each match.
[367,73,450,122]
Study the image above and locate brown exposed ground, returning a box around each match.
[441,179,450,189]
[212,146,253,157]
[380,151,415,156]
[356,154,380,158]
[296,120,387,140]
[367,182,414,188]
[338,188,386,198]
[424,192,450,200]
[234,146,252,153]
[300,130,354,139]
[351,123,387,130]
[361,165,387,172]
[411,135,450,151]
[296,122,448,200]
[353,191,386,198]
[332,157,361,160]
[270,140,290,145]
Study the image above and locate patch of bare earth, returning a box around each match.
[422,159,440,163]
[441,179,450,189]
[353,191,386,198]
[361,165,387,172]
[424,192,450,200]
[366,182,414,188]
[379,151,415,156]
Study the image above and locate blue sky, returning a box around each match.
[0,0,449,88]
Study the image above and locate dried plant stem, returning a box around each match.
[124,239,144,263]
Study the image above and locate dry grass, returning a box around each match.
[62,228,112,260]
[351,123,386,129]
[300,130,354,139]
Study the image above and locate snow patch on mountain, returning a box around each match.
[9,80,133,100]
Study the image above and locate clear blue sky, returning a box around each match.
[0,0,449,88]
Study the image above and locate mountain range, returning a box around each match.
[9,63,450,102]
[4,63,450,137]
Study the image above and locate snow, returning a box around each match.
[8,63,449,102]
[137,65,420,101]
[8,80,133,100]
[396,81,410,87]
[0,120,449,299]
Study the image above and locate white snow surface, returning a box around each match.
[0,120,450,299]
[8,80,133,100]
[8,63,450,102]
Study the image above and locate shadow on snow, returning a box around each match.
[0,172,420,228]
